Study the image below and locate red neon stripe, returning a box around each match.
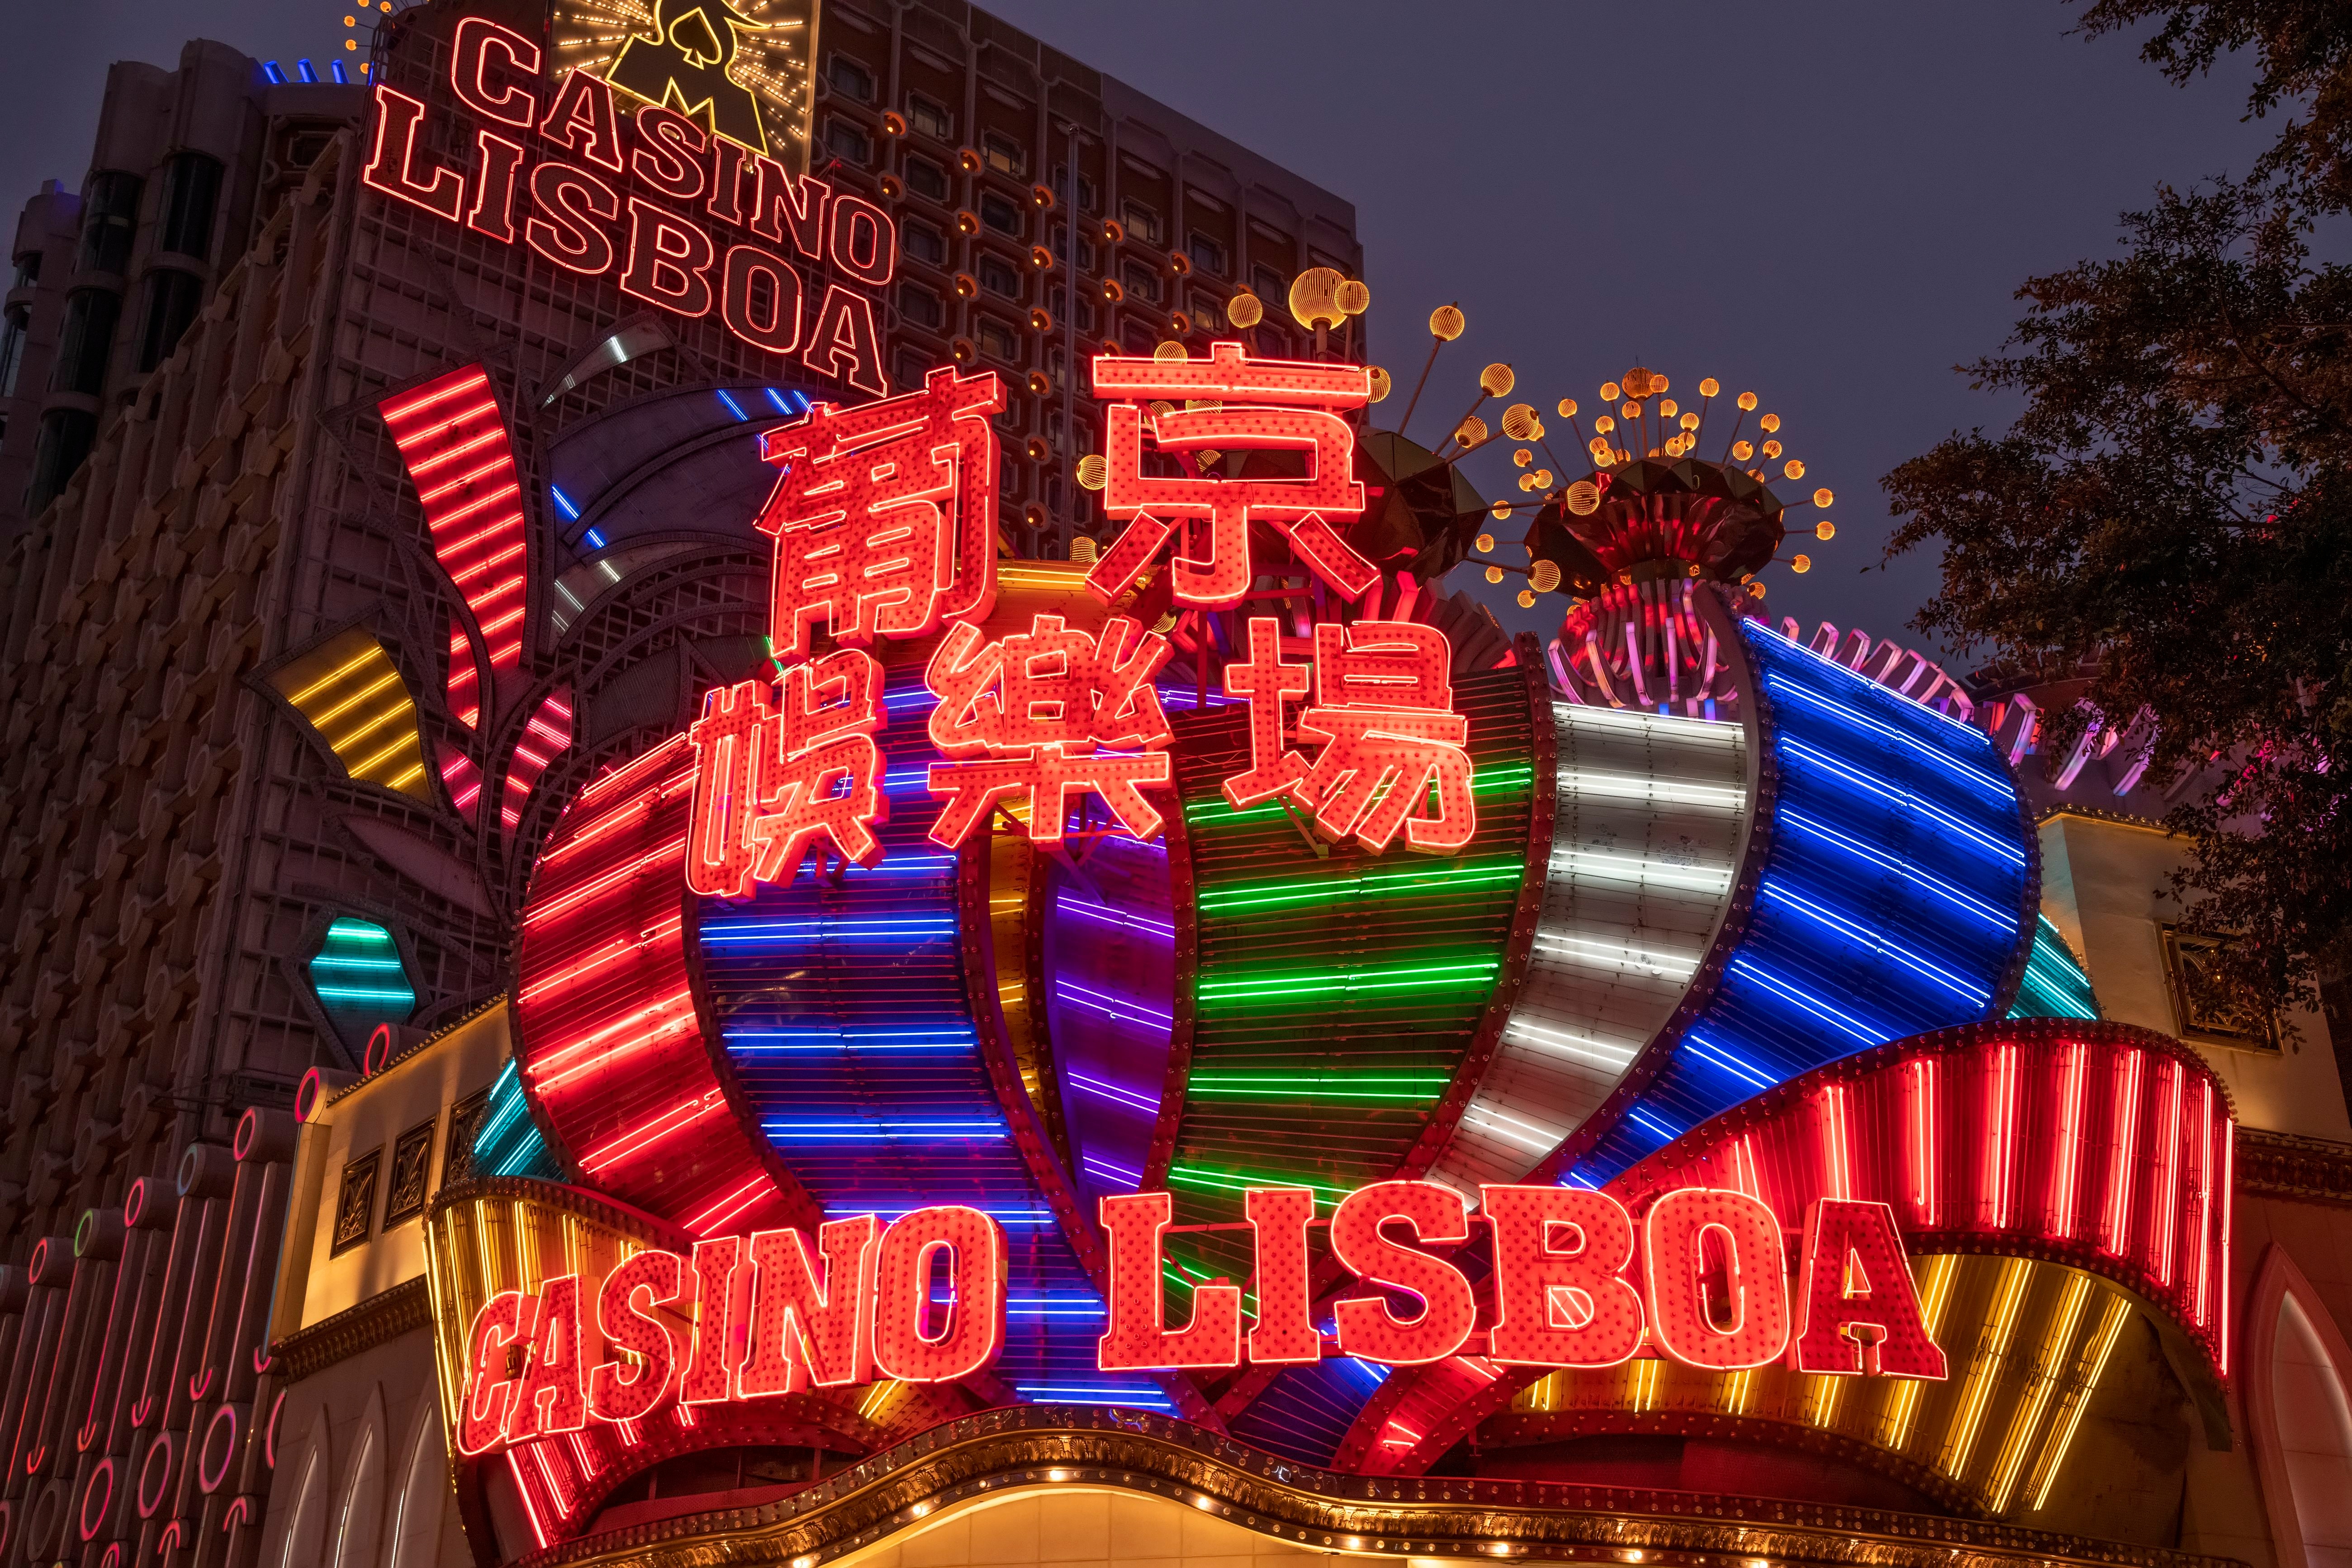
[577,739,693,809]
[576,1091,726,1174]
[1983,1042,2016,1230]
[515,917,683,1003]
[505,1450,550,1548]
[2102,1047,2143,1256]
[416,453,517,506]
[1906,1056,1937,1227]
[380,372,493,424]
[521,834,689,928]
[683,1175,773,1236]
[2050,1040,2086,1239]
[2216,1119,2235,1374]
[1820,1084,1852,1202]
[2192,1079,2217,1325]
[2153,1058,2184,1284]
[405,422,509,476]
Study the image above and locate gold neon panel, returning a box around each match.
[270,628,432,800]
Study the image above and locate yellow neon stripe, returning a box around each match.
[282,645,379,706]
[329,698,412,756]
[1807,1373,1843,1429]
[303,665,403,728]
[1985,1271,2092,1512]
[348,728,423,779]
[384,763,429,793]
[2025,1293,2134,1509]
[1939,1256,2033,1479]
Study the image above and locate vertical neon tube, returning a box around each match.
[2153,1059,2184,1286]
[1820,1085,1852,1202]
[2101,1048,2143,1258]
[2049,1040,2086,1240]
[1983,1043,2016,1230]
[1907,1057,1938,1228]
[2191,1079,2216,1326]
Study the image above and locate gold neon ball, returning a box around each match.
[1533,469,1553,488]
[1649,373,1669,394]
[1599,381,1621,402]
[1517,588,1537,609]
[1762,440,1783,459]
[1476,532,1496,553]
[1485,564,1506,584]
[1622,366,1652,396]
[1759,412,1782,434]
[1334,279,1371,316]
[1557,398,1578,419]
[1154,340,1188,362]
[1430,304,1466,340]
[1480,363,1515,397]
[1565,479,1602,515]
[1699,378,1721,398]
[1816,521,1835,540]
[1594,415,1615,435]
[1076,455,1108,491]
[1513,448,1533,468]
[1227,292,1265,328]
[1185,398,1223,411]
[1658,399,1678,419]
[1784,459,1806,480]
[1679,412,1699,431]
[1501,402,1538,439]
[1148,400,1176,418]
[1518,473,1539,492]
[1792,554,1812,574]
[1814,487,1835,508]
[1289,267,1347,329]
[1621,401,1641,421]
[1748,580,1767,597]
[1491,501,1511,521]
[1594,450,1616,468]
[1367,367,1391,402]
[1733,441,1754,461]
[1737,391,1758,411]
[1530,558,1563,592]
[1457,415,1489,445]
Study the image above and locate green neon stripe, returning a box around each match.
[325,920,395,942]
[1196,957,1498,1007]
[1167,1165,1349,1205]
[315,985,418,1004]
[1185,1071,1450,1101]
[1197,857,1521,917]
[312,955,408,971]
[1182,762,1534,831]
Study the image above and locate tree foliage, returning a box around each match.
[1885,3,2352,1014]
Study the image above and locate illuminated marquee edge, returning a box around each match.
[513,1402,2244,1568]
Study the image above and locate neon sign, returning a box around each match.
[454,1182,1943,1457]
[364,15,888,389]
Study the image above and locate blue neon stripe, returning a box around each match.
[1763,673,2014,799]
[1778,738,2025,864]
[716,389,749,421]
[1757,881,1992,1004]
[1773,806,2014,928]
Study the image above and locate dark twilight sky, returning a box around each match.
[1,2,2276,674]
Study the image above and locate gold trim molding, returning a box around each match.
[524,1407,2243,1568]
[271,1274,432,1383]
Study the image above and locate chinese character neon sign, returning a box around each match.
[923,612,1176,849]
[1088,342,1377,610]
[454,1183,1943,1456]
[1223,617,1476,853]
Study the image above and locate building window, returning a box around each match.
[978,191,1023,237]
[826,53,875,102]
[1186,231,1228,278]
[50,287,121,395]
[77,171,142,275]
[977,253,1021,299]
[1121,199,1162,246]
[1053,168,1099,214]
[904,155,949,202]
[1073,296,1096,335]
[0,304,25,398]
[976,315,1020,362]
[825,117,873,166]
[1049,230,1095,272]
[136,267,203,371]
[901,218,947,266]
[331,1148,381,1255]
[157,151,223,261]
[1119,258,1163,305]
[982,132,1026,179]
[382,1119,436,1228]
[892,345,930,391]
[9,251,38,290]
[896,279,944,329]
[908,95,952,140]
[2160,925,2277,1048]
[1251,263,1285,302]
[27,408,95,512]
[1193,290,1228,331]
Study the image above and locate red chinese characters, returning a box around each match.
[757,366,1003,660]
[1087,341,1375,609]
[686,648,887,895]
[923,612,1176,849]
[1222,617,1476,854]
